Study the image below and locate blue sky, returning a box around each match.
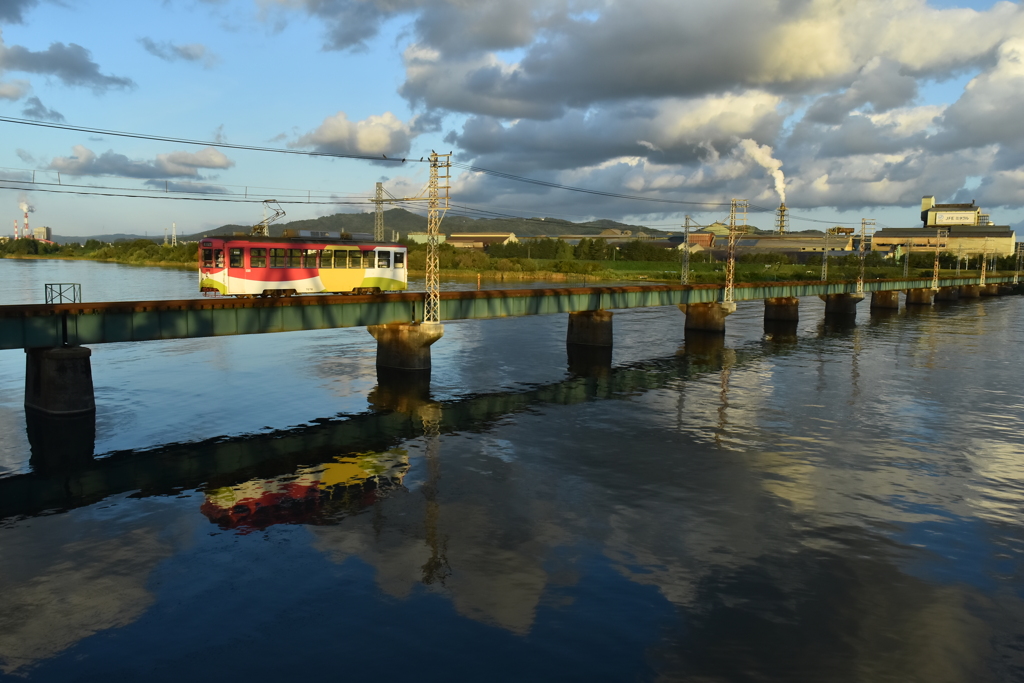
[1,0,1023,236]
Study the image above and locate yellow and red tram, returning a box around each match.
[198,233,408,296]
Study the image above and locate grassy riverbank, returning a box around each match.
[1,238,197,268]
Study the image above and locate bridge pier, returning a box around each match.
[933,286,960,302]
[678,301,736,332]
[566,310,613,347]
[764,297,799,322]
[981,284,1001,296]
[870,291,900,310]
[905,288,935,306]
[960,285,981,298]
[819,293,864,317]
[367,322,444,371]
[25,346,95,415]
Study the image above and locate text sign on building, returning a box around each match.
[935,211,976,225]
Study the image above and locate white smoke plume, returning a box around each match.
[737,139,786,205]
[18,193,35,213]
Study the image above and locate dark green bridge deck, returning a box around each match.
[0,276,1013,350]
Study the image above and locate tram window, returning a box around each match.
[287,249,303,267]
[320,250,333,269]
[303,249,318,268]
[250,248,267,268]
[363,251,376,268]
[202,249,214,267]
[377,251,391,268]
[270,248,287,268]
[394,252,405,268]
[214,249,224,268]
[229,248,244,268]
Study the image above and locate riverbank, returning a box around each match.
[1,254,194,269]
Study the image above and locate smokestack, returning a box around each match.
[24,211,30,239]
[14,219,18,240]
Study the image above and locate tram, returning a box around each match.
[198,230,408,296]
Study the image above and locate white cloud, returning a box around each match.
[0,78,29,100]
[48,145,235,178]
[292,111,415,157]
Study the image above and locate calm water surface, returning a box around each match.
[1,258,1023,681]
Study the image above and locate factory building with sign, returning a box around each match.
[871,196,1016,257]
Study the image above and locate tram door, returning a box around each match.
[200,243,228,293]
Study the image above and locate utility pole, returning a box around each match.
[374,181,385,242]
[1015,242,1023,285]
[821,231,830,281]
[681,215,691,285]
[956,244,963,276]
[932,228,948,290]
[857,218,874,294]
[980,240,989,286]
[903,238,911,278]
[724,199,746,304]
[424,152,451,325]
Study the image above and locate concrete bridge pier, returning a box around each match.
[905,288,935,305]
[763,319,799,343]
[981,284,1001,296]
[25,346,95,415]
[566,310,613,377]
[566,310,613,347]
[368,322,444,371]
[819,293,864,317]
[870,291,900,310]
[764,297,799,322]
[678,301,736,332]
[960,285,982,298]
[933,286,960,302]
[24,346,96,471]
[998,285,1014,295]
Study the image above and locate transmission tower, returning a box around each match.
[774,202,788,234]
[724,199,746,303]
[821,231,830,282]
[956,244,963,276]
[857,218,874,294]
[681,215,691,285]
[931,228,948,290]
[424,152,451,325]
[374,182,385,242]
[903,239,911,278]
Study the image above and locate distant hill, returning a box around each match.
[185,208,670,240]
[50,209,672,244]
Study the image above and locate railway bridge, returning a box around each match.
[0,274,1017,431]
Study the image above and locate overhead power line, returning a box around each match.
[0,116,878,226]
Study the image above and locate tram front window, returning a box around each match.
[229,248,243,268]
[377,251,391,268]
[214,250,224,268]
[202,249,213,268]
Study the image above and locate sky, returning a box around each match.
[1,0,1023,237]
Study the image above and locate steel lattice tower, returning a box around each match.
[681,215,691,285]
[374,182,385,242]
[424,152,451,324]
[857,218,874,294]
[932,228,948,290]
[724,199,746,303]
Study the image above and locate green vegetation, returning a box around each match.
[406,239,1018,283]
[0,238,197,267]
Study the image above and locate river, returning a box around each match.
[1,258,1023,681]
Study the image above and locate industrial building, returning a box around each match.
[871,196,1016,257]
